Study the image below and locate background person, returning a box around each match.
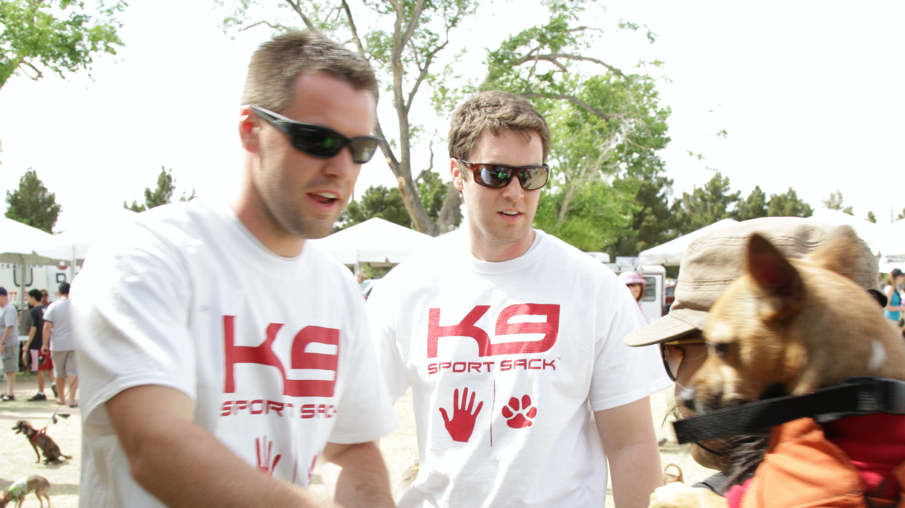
[43,282,76,407]
[624,217,884,494]
[883,268,905,325]
[368,91,670,508]
[0,287,18,401]
[71,30,398,508]
[23,289,55,401]
[619,271,648,323]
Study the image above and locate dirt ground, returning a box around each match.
[0,375,711,506]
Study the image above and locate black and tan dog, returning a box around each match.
[650,226,905,507]
[12,420,72,464]
[0,475,51,508]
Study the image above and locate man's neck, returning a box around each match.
[468,228,536,263]
[230,182,306,258]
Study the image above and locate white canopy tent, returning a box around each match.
[42,208,140,280]
[0,217,69,309]
[806,209,883,255]
[312,218,436,268]
[639,219,738,266]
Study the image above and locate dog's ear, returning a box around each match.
[806,225,864,282]
[748,233,805,320]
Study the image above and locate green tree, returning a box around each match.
[481,1,671,252]
[673,172,740,235]
[124,167,196,212]
[417,169,461,228]
[867,211,877,224]
[767,187,813,217]
[822,190,852,215]
[611,175,676,256]
[5,168,60,233]
[0,0,125,90]
[735,185,768,221]
[336,185,410,230]
[218,0,475,236]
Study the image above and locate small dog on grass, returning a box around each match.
[12,420,72,464]
[0,475,51,508]
[650,227,905,507]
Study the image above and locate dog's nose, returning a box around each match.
[679,386,698,413]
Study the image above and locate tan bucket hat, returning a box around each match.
[624,217,880,347]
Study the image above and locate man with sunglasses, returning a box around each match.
[71,31,397,508]
[623,217,884,494]
[367,91,670,508]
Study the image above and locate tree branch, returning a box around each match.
[399,0,427,50]
[285,0,316,31]
[520,92,615,121]
[239,20,292,33]
[520,54,567,72]
[19,61,43,81]
[405,39,448,112]
[340,0,366,55]
[534,53,625,77]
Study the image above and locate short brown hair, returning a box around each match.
[448,91,551,162]
[241,30,378,112]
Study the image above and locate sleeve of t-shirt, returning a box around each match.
[589,280,672,411]
[30,307,42,326]
[43,303,55,324]
[327,296,399,444]
[365,275,410,403]
[72,230,195,434]
[4,307,17,329]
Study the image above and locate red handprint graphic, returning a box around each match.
[439,387,484,442]
[255,435,282,474]
[502,395,537,428]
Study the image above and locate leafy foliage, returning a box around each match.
[124,167,196,212]
[867,211,877,224]
[766,187,813,218]
[672,172,740,235]
[418,170,461,228]
[481,1,672,252]
[0,0,125,90]
[822,190,853,215]
[5,168,60,233]
[735,185,768,221]
[336,185,410,230]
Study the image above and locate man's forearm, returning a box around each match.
[0,327,11,351]
[324,441,394,508]
[128,417,335,508]
[608,438,663,508]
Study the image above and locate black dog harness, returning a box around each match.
[674,377,905,444]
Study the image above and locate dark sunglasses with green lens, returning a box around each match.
[251,105,382,164]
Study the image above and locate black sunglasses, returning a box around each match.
[250,105,381,164]
[455,158,550,191]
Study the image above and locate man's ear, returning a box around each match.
[239,106,259,153]
[747,233,805,321]
[451,158,464,191]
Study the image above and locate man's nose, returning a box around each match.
[500,174,524,200]
[324,146,359,180]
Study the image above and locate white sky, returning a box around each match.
[1,0,903,233]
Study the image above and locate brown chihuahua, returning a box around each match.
[650,226,905,507]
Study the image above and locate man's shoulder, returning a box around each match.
[537,232,618,277]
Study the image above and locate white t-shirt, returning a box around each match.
[44,299,73,351]
[72,199,398,508]
[1,304,17,345]
[367,230,670,508]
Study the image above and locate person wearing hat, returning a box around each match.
[623,217,884,493]
[0,287,19,401]
[883,268,905,326]
[619,271,648,322]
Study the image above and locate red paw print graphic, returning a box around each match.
[502,395,537,428]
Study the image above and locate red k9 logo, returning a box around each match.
[223,316,339,397]
[427,304,560,358]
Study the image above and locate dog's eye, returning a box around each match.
[709,342,730,358]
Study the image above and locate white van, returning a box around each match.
[0,263,74,308]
